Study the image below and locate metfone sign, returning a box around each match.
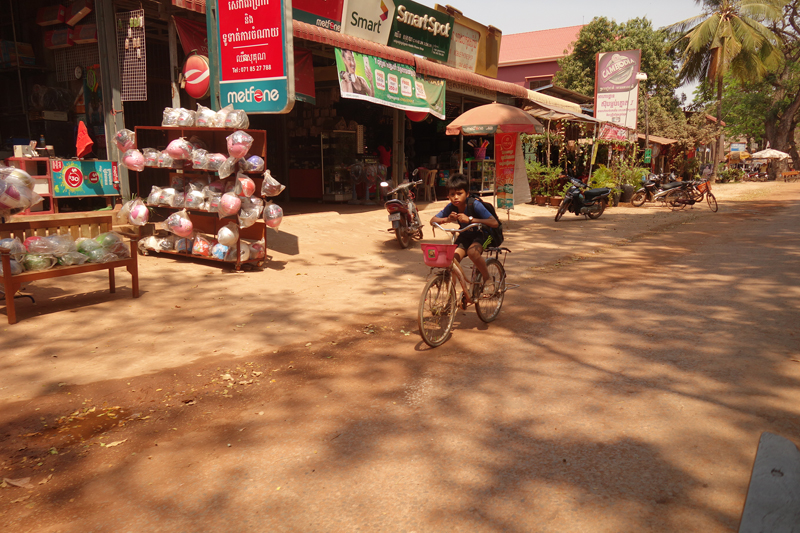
[213,0,295,114]
[293,0,344,32]
[388,0,453,62]
[182,54,210,99]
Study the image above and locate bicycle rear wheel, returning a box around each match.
[475,258,506,323]
[668,189,688,211]
[706,192,718,212]
[418,272,457,347]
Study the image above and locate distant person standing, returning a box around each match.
[702,164,713,180]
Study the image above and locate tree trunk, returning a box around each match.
[713,78,723,184]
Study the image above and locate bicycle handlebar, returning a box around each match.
[431,221,484,238]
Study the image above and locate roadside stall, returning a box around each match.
[446,102,542,212]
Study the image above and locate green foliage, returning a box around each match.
[589,165,615,188]
[526,160,564,196]
[718,167,745,182]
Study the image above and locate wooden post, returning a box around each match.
[168,18,181,109]
[96,1,130,199]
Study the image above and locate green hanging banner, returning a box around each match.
[334,48,445,119]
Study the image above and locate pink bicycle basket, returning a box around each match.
[420,243,457,267]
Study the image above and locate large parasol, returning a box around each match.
[750,148,790,160]
[446,102,544,136]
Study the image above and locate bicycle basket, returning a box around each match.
[697,181,709,193]
[420,243,457,267]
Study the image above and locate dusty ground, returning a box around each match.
[0,181,797,531]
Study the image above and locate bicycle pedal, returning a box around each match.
[459,293,469,309]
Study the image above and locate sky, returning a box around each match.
[446,0,706,100]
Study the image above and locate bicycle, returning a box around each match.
[417,222,512,347]
[667,179,718,212]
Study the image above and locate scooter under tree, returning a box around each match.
[381,170,424,248]
[554,176,611,222]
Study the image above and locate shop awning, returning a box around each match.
[293,20,528,99]
[524,100,599,123]
[414,58,529,99]
[638,133,678,145]
[526,90,582,114]
[293,20,417,66]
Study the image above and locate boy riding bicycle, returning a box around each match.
[429,174,499,294]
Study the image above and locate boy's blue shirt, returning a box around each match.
[435,201,492,229]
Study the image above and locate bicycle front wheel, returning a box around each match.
[418,272,457,347]
[707,192,718,212]
[475,258,506,323]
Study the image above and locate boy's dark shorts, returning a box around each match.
[455,229,488,251]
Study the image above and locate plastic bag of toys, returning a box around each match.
[195,104,217,127]
[260,169,285,197]
[121,149,145,172]
[218,192,241,218]
[239,155,265,173]
[227,130,254,159]
[224,109,249,129]
[264,202,283,230]
[166,137,194,160]
[114,128,136,151]
[143,148,160,167]
[217,221,239,247]
[165,209,194,237]
[0,237,26,261]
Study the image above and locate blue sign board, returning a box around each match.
[51,159,119,198]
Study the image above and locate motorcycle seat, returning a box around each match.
[661,181,684,190]
[385,199,405,208]
[584,187,610,199]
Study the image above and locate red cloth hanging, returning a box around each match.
[76,121,93,158]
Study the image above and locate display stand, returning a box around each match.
[133,126,268,271]
[467,159,496,196]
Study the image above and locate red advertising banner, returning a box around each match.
[294,47,316,104]
[598,123,631,142]
[495,132,517,209]
[218,1,285,81]
[293,0,343,32]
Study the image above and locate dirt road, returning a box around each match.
[1,181,799,531]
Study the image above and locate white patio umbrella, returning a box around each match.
[750,148,790,160]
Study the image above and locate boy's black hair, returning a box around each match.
[446,173,469,192]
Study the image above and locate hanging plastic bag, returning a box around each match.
[46,234,77,256]
[22,253,57,271]
[188,136,208,151]
[218,192,241,218]
[185,189,205,209]
[58,251,89,266]
[205,191,222,213]
[0,237,26,261]
[166,137,194,160]
[174,237,190,253]
[264,202,283,230]
[195,104,217,127]
[248,239,266,260]
[170,175,187,192]
[143,148,160,167]
[206,153,227,171]
[129,199,149,226]
[234,173,256,197]
[1,167,35,190]
[217,157,237,179]
[165,209,194,237]
[158,187,177,206]
[214,104,234,127]
[207,180,226,194]
[192,234,213,256]
[211,242,229,260]
[191,148,209,169]
[147,186,162,206]
[217,221,239,246]
[157,151,176,168]
[260,169,286,197]
[122,149,145,172]
[0,258,24,276]
[176,107,196,126]
[224,109,250,129]
[170,192,185,208]
[138,236,159,253]
[239,155,265,173]
[24,236,58,254]
[225,243,250,262]
[114,128,136,151]
[226,130,254,159]
[238,197,262,228]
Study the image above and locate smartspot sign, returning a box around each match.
[340,0,396,46]
[213,0,295,114]
[388,0,453,62]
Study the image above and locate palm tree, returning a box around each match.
[669,0,785,180]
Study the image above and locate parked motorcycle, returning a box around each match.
[652,179,691,207]
[554,177,612,221]
[631,172,678,207]
[380,172,424,248]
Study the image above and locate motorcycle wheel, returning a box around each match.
[706,192,718,212]
[554,199,569,222]
[587,199,606,219]
[668,189,688,211]
[630,190,647,207]
[395,220,412,248]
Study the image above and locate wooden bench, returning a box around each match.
[781,170,799,182]
[0,213,139,324]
